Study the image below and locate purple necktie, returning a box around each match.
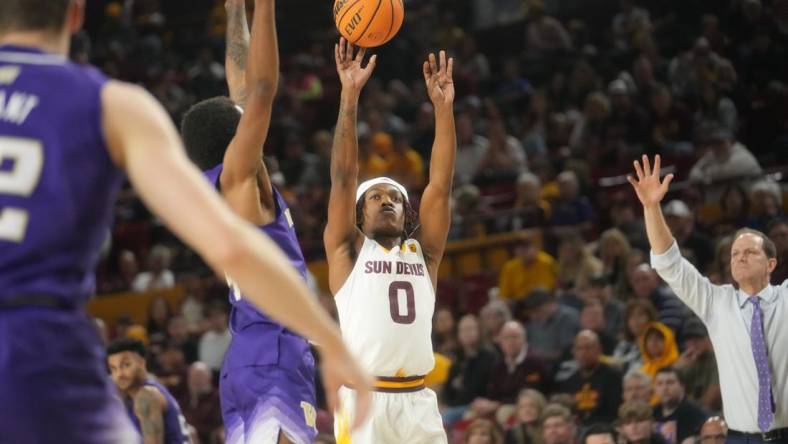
[749,296,774,432]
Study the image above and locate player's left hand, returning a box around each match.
[423,50,454,109]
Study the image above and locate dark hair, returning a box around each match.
[623,299,658,341]
[0,0,70,33]
[583,424,618,444]
[767,218,788,236]
[655,366,686,386]
[106,338,146,359]
[355,191,419,240]
[181,97,242,170]
[733,228,777,259]
[719,184,749,215]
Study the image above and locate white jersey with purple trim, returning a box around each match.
[334,237,435,377]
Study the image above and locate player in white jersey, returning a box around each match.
[324,38,457,444]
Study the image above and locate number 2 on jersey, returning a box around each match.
[388,281,415,324]
[0,136,44,242]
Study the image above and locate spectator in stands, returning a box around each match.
[688,124,762,189]
[653,367,709,444]
[450,184,489,240]
[455,112,489,185]
[748,179,784,232]
[557,231,604,293]
[694,83,738,136]
[498,236,558,303]
[607,79,649,148]
[507,172,550,232]
[472,321,551,417]
[577,273,625,340]
[570,93,610,160]
[433,307,458,357]
[550,171,594,231]
[646,83,693,157]
[598,228,633,296]
[102,249,140,293]
[443,314,496,426]
[612,0,652,50]
[609,198,649,253]
[661,201,715,273]
[582,424,618,444]
[698,417,727,444]
[523,289,580,364]
[707,236,734,285]
[183,362,222,444]
[639,322,679,378]
[384,128,426,190]
[711,185,750,238]
[629,263,690,334]
[146,296,173,340]
[480,300,512,346]
[541,404,577,444]
[478,119,527,182]
[580,300,617,354]
[197,301,231,375]
[615,299,659,375]
[505,389,547,444]
[524,0,573,56]
[673,319,721,412]
[132,245,176,292]
[768,219,788,284]
[179,275,206,333]
[618,401,667,444]
[464,418,504,444]
[166,315,198,364]
[623,369,655,405]
[156,341,189,402]
[558,330,622,426]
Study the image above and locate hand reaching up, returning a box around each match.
[423,50,454,110]
[335,37,377,96]
[628,155,674,208]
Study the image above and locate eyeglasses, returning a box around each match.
[700,434,727,442]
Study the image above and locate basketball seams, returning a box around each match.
[336,0,364,36]
[381,0,396,44]
[352,0,384,45]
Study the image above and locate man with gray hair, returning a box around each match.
[623,369,654,405]
[630,155,788,444]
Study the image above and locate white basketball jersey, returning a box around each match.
[335,237,436,376]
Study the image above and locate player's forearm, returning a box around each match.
[222,224,346,352]
[225,0,250,105]
[427,107,456,192]
[643,204,674,254]
[245,0,279,104]
[330,92,360,185]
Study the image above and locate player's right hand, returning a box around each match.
[627,154,674,208]
[319,343,373,430]
[335,38,377,95]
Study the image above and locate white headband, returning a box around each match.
[356,177,409,203]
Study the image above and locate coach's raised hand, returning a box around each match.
[628,154,675,254]
[335,37,377,96]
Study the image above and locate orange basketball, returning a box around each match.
[333,0,404,48]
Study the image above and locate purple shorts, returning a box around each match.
[0,307,138,444]
[219,337,317,444]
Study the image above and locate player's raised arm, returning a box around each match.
[418,50,456,285]
[133,387,166,444]
[324,38,376,292]
[224,0,250,106]
[220,0,277,224]
[101,81,372,429]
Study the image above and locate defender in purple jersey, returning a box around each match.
[180,1,317,443]
[107,339,193,444]
[0,0,371,442]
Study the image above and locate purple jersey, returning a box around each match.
[203,165,311,369]
[0,45,124,305]
[126,379,191,444]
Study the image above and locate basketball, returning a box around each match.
[333,0,404,48]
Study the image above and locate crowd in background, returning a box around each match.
[80,0,788,442]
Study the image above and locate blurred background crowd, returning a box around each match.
[78,0,788,442]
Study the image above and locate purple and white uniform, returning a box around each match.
[204,165,317,444]
[126,379,191,444]
[0,45,136,443]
